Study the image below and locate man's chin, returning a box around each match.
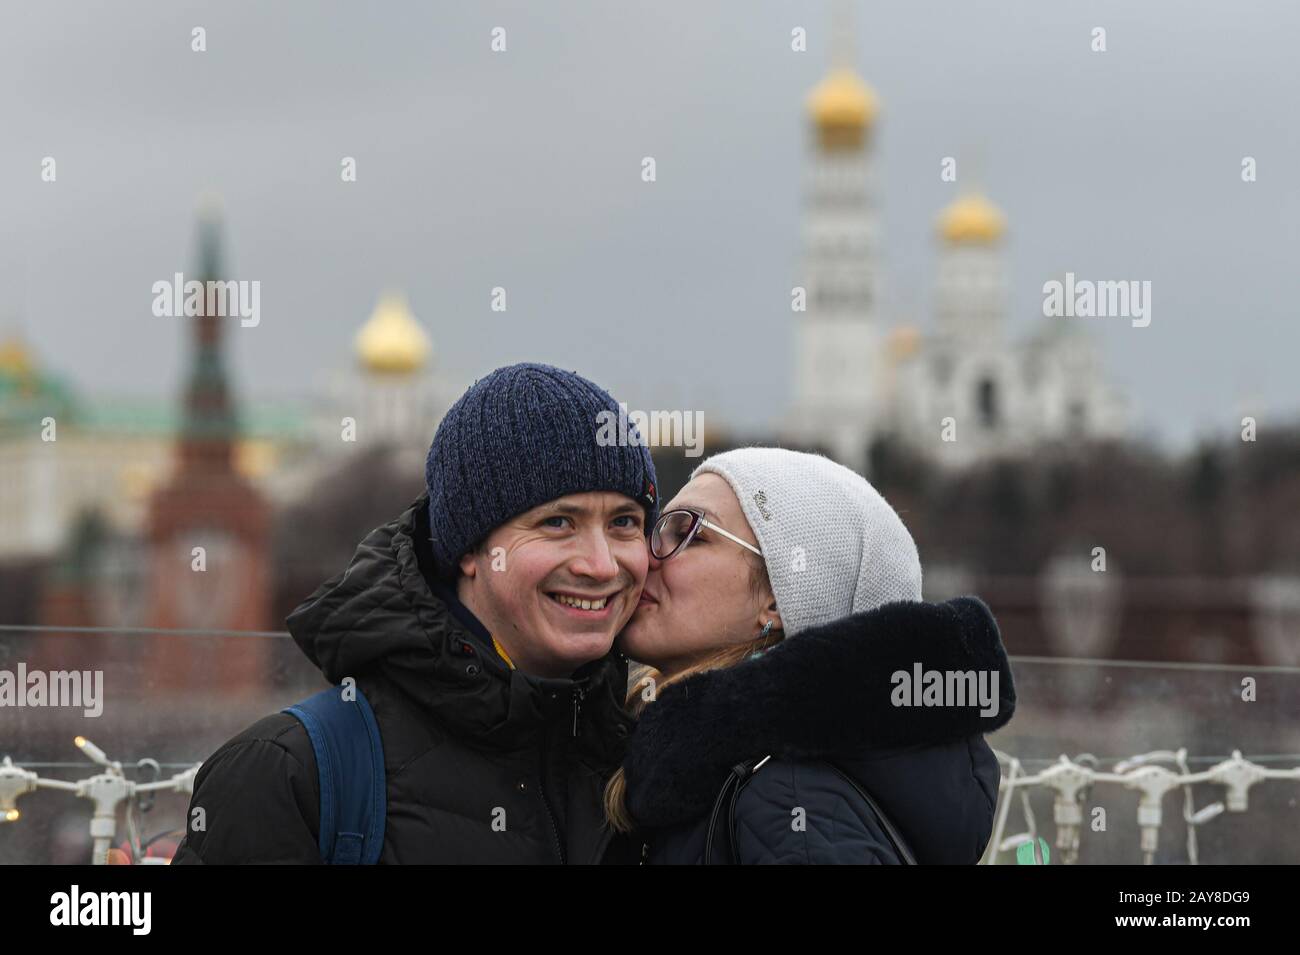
[546,630,616,669]
[538,610,615,654]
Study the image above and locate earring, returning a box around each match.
[758,620,773,639]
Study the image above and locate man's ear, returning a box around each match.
[459,550,478,579]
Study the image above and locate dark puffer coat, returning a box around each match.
[622,597,1015,864]
[172,492,637,864]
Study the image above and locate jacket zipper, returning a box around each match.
[533,685,587,864]
[537,725,566,864]
[571,685,584,738]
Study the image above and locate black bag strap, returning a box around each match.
[702,756,917,865]
[702,758,761,865]
[823,760,917,865]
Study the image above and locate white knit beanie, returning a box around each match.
[690,447,922,637]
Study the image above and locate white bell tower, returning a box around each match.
[788,7,883,473]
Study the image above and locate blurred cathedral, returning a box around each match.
[785,31,1127,474]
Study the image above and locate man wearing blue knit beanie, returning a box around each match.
[425,362,659,678]
[174,362,657,865]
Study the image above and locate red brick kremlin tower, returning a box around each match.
[144,202,271,695]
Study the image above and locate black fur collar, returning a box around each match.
[623,596,1016,828]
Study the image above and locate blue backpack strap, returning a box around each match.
[282,685,386,864]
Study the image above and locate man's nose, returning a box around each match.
[571,531,621,580]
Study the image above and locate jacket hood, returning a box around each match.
[285,492,634,767]
[623,596,1015,833]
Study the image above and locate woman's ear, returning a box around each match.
[759,597,783,636]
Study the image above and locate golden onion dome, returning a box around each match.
[807,68,878,128]
[807,68,878,149]
[938,194,1006,244]
[355,293,430,375]
[0,335,34,378]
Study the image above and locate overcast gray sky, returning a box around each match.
[3,1,1297,454]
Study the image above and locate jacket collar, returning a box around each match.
[285,492,634,768]
[623,595,1016,827]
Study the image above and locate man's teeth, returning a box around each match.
[551,593,609,610]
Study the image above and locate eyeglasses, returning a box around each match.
[649,507,764,562]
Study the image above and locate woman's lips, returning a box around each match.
[636,591,659,608]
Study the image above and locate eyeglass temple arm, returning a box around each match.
[699,517,763,557]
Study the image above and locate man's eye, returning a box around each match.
[542,516,570,528]
[612,515,642,530]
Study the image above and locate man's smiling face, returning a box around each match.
[457,491,649,678]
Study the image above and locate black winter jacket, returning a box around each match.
[622,597,1015,864]
[172,492,636,864]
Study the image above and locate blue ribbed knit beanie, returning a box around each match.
[425,362,659,570]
